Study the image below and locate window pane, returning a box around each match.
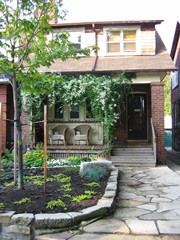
[124,42,136,52]
[124,30,136,40]
[108,43,120,52]
[107,31,120,42]
[86,101,93,119]
[69,32,81,50]
[70,105,79,119]
[55,101,63,118]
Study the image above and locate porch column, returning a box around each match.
[151,82,166,164]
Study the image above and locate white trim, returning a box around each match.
[104,26,140,56]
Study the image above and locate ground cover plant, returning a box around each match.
[0,166,109,214]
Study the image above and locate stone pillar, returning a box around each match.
[151,82,166,164]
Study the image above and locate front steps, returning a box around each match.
[110,145,156,167]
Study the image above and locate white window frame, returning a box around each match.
[53,28,83,49]
[171,71,179,89]
[105,26,140,55]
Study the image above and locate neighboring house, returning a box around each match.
[170,21,180,151]
[0,74,14,150]
[0,20,176,165]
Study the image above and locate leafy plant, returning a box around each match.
[1,149,14,169]
[66,156,82,166]
[4,181,14,187]
[81,167,109,181]
[46,199,67,210]
[63,194,71,198]
[72,190,96,202]
[62,183,72,192]
[23,150,47,168]
[0,202,5,208]
[86,182,100,188]
[24,175,44,181]
[51,73,134,145]
[14,198,32,205]
[59,176,71,183]
[33,180,44,186]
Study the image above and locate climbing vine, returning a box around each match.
[23,73,135,145]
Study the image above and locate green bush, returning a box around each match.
[1,149,14,169]
[80,167,109,181]
[23,150,46,168]
[66,156,91,166]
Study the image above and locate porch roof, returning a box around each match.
[38,31,175,74]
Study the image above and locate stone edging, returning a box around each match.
[0,166,119,240]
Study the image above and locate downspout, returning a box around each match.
[92,23,99,71]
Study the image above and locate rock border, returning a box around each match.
[0,166,119,240]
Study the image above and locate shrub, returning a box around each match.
[1,149,14,169]
[23,150,44,167]
[80,167,109,181]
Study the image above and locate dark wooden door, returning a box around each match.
[128,94,147,140]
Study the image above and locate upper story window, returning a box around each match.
[52,30,82,50]
[171,71,179,89]
[69,31,81,50]
[107,29,137,54]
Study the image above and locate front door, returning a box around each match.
[128,93,147,140]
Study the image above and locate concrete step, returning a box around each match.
[110,145,156,167]
[112,147,153,152]
[111,155,154,161]
[111,151,154,156]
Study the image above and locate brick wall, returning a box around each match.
[0,85,14,150]
[0,85,8,150]
[151,82,166,164]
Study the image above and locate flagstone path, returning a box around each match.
[37,164,180,240]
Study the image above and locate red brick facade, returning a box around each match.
[115,82,166,164]
[151,82,166,163]
[0,84,13,150]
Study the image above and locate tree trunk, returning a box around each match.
[12,76,24,190]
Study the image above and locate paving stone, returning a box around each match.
[113,208,150,219]
[83,218,130,234]
[119,192,151,202]
[69,233,166,240]
[157,202,180,213]
[151,197,172,202]
[139,210,180,220]
[137,204,157,211]
[117,199,145,208]
[157,220,180,234]
[125,219,158,234]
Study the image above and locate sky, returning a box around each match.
[61,0,180,53]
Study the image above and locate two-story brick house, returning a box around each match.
[170,21,180,151]
[0,19,175,166]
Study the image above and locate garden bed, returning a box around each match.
[0,167,109,214]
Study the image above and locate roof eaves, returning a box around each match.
[170,21,180,59]
[51,20,163,29]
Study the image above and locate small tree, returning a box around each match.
[0,0,90,189]
[164,74,171,116]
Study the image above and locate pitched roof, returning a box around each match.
[170,21,180,60]
[38,26,175,74]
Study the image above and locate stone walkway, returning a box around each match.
[37,162,180,240]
